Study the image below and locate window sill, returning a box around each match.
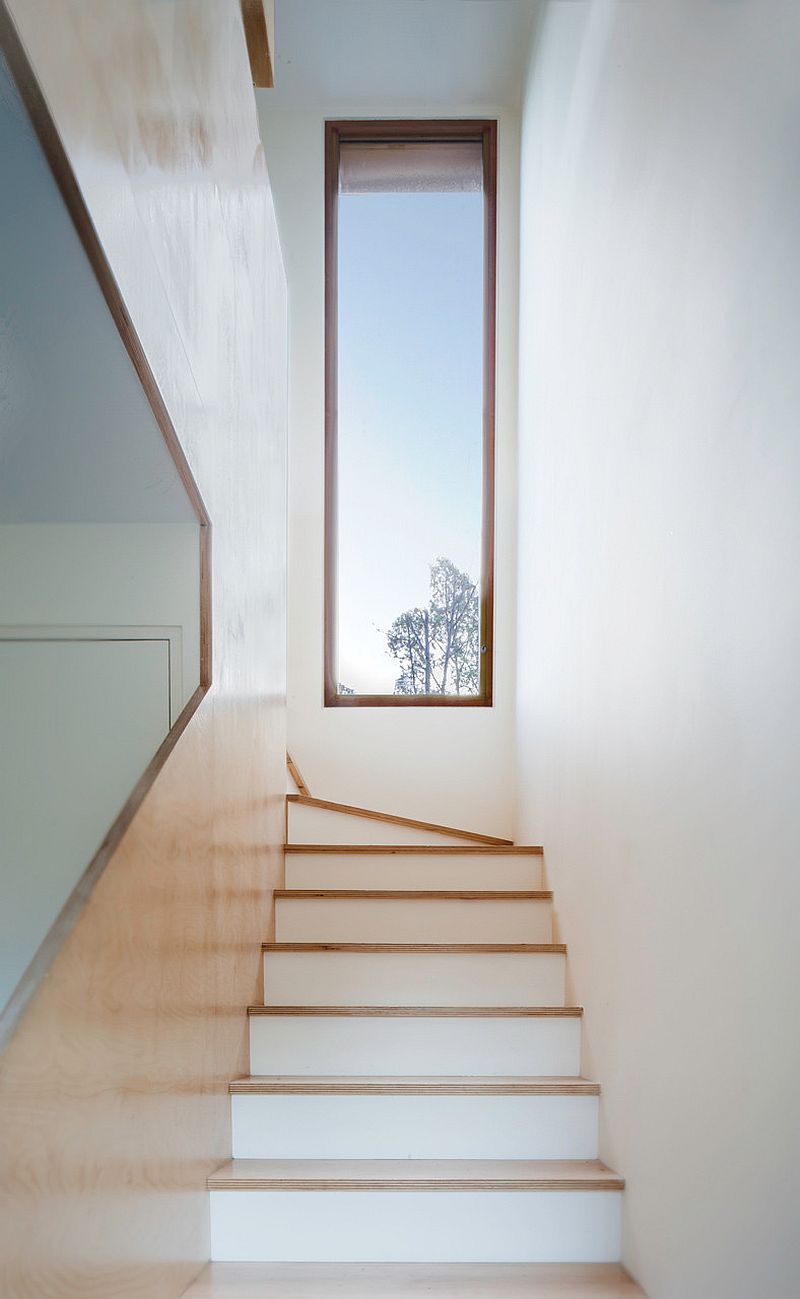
[324,692,493,709]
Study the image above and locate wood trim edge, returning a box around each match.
[262,943,567,953]
[273,889,552,899]
[208,1176,624,1192]
[283,844,543,855]
[323,120,339,705]
[248,1005,584,1018]
[229,1077,601,1095]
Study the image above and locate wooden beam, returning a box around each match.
[240,0,274,89]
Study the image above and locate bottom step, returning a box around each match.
[184,1262,647,1296]
[209,1160,623,1264]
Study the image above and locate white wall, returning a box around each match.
[258,104,520,837]
[0,524,200,709]
[515,3,800,1297]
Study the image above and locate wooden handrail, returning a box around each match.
[286,752,311,796]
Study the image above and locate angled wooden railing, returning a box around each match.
[286,751,311,796]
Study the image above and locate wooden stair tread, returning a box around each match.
[229,1075,600,1095]
[274,889,552,900]
[287,794,513,846]
[284,844,543,855]
[248,1005,583,1017]
[208,1159,624,1192]
[182,1262,647,1297]
[263,942,566,953]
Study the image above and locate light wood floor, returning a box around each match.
[182,1263,647,1297]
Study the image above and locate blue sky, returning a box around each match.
[337,188,484,693]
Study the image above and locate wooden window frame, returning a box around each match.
[324,118,497,708]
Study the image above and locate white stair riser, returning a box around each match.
[285,853,542,890]
[288,804,471,845]
[209,1190,622,1263]
[263,951,565,1007]
[231,1093,598,1160]
[249,1015,582,1076]
[274,898,552,944]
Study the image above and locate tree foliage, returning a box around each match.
[386,557,480,696]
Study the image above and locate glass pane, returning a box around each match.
[336,138,485,697]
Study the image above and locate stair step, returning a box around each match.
[209,1159,623,1192]
[208,1161,623,1263]
[263,943,566,951]
[274,891,553,944]
[275,889,550,897]
[229,1078,599,1160]
[285,849,542,890]
[183,1262,647,1297]
[249,1005,581,1017]
[285,845,542,854]
[249,1006,582,1075]
[230,1075,600,1094]
[262,944,565,1006]
[287,796,513,846]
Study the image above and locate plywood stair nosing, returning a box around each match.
[229,1075,601,1096]
[183,1262,647,1297]
[248,1005,583,1018]
[208,1158,624,1193]
[262,942,567,953]
[284,844,543,855]
[275,889,552,900]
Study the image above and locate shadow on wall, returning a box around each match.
[0,42,208,1038]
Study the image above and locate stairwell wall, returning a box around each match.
[515,3,800,1297]
[0,2,287,1296]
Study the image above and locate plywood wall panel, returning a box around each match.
[0,2,287,1296]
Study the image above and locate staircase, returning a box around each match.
[192,762,645,1295]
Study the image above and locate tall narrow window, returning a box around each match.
[325,120,496,706]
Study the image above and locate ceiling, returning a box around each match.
[261,0,538,111]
